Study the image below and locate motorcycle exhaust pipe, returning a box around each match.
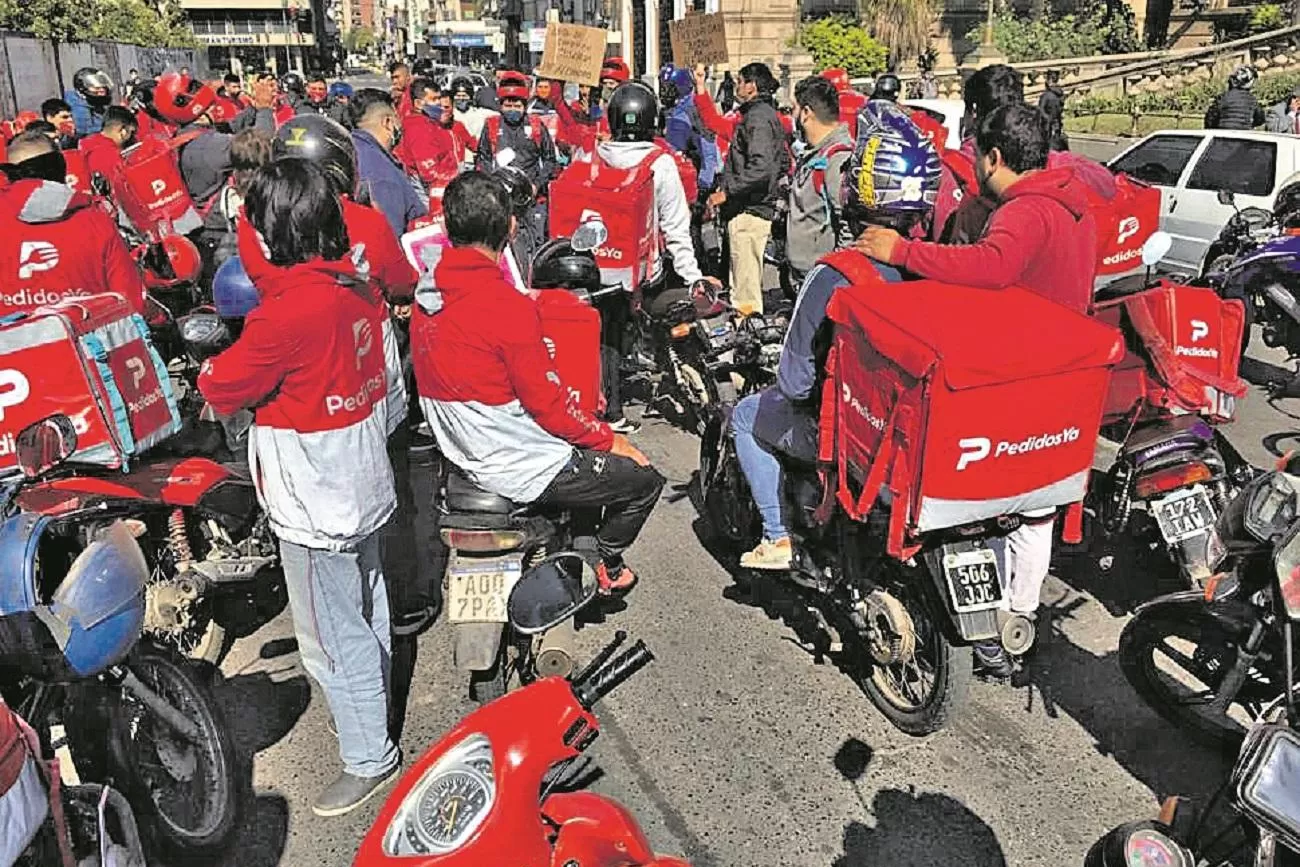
[533,619,578,680]
[998,611,1037,657]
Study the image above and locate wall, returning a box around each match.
[0,32,199,117]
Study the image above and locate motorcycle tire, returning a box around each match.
[468,644,509,704]
[1118,605,1263,749]
[857,590,970,737]
[72,643,245,859]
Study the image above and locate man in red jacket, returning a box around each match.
[857,103,1097,315]
[412,173,664,593]
[395,77,458,188]
[78,105,137,184]
[0,131,145,316]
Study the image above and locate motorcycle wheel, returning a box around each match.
[1118,606,1275,749]
[468,650,509,704]
[81,643,244,858]
[857,587,970,736]
[701,436,760,546]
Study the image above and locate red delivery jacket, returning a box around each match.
[894,166,1098,314]
[198,255,396,549]
[79,133,124,186]
[395,113,459,186]
[441,118,476,164]
[411,246,613,504]
[0,179,146,316]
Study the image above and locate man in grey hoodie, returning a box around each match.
[786,76,855,287]
[1267,85,1300,134]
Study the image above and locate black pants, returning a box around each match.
[596,291,631,421]
[537,449,664,568]
[381,425,432,622]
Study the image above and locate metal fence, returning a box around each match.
[0,31,200,118]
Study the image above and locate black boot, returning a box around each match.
[973,640,1013,681]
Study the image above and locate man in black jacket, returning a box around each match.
[708,62,789,316]
[1206,66,1264,130]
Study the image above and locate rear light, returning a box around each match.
[670,323,692,339]
[439,529,526,552]
[1134,462,1212,499]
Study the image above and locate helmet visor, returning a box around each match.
[50,522,147,630]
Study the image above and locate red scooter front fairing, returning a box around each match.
[356,635,684,867]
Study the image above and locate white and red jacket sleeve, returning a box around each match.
[198,309,295,415]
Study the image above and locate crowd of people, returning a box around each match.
[0,52,1122,819]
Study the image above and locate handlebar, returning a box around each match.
[573,638,655,710]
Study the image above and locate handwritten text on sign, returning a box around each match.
[669,12,729,68]
[534,22,608,86]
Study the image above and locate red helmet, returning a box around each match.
[13,110,39,133]
[152,72,217,125]
[497,73,530,101]
[821,67,850,93]
[139,234,203,289]
[207,96,241,126]
[601,57,630,83]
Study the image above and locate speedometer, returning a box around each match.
[407,767,493,853]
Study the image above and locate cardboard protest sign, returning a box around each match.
[669,12,728,68]
[534,22,608,86]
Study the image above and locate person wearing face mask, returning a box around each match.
[436,88,475,165]
[298,75,333,117]
[476,72,558,195]
[0,130,146,316]
[785,75,854,286]
[351,87,429,238]
[450,77,495,143]
[78,105,138,185]
[65,67,114,138]
[327,82,354,127]
[393,77,458,190]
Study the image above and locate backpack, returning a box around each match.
[549,146,661,292]
[654,137,699,203]
[112,130,206,239]
[809,141,854,235]
[484,114,546,151]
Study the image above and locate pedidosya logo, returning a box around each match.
[956,426,1081,471]
[1175,318,1218,358]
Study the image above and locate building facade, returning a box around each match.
[182,0,319,75]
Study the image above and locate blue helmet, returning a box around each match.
[658,64,693,104]
[213,255,259,319]
[844,99,942,216]
[328,81,354,101]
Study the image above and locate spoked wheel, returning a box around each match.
[855,586,970,736]
[71,643,244,858]
[1119,607,1278,748]
[701,437,760,547]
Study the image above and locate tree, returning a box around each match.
[0,0,85,42]
[798,16,888,78]
[858,0,935,69]
[0,0,196,46]
[343,26,377,54]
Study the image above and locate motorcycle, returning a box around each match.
[355,555,688,866]
[1117,457,1300,750]
[1087,232,1252,588]
[1,414,245,860]
[1201,188,1300,374]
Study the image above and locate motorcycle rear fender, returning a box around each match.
[453,621,505,671]
[1133,589,1258,635]
[918,541,998,645]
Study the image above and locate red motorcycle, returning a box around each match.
[355,555,690,867]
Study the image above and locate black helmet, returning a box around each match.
[451,77,475,100]
[274,114,357,197]
[871,74,902,102]
[608,82,658,143]
[74,67,114,106]
[495,165,536,214]
[1275,181,1300,231]
[531,238,601,294]
[279,72,305,96]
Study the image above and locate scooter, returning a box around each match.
[355,554,689,866]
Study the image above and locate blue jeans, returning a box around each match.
[280,530,399,778]
[730,389,819,541]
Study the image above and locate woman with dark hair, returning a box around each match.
[198,159,401,818]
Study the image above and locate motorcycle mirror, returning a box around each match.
[1141,231,1173,268]
[571,217,609,254]
[16,414,78,479]
[1218,188,1236,207]
[507,552,598,635]
[179,312,229,347]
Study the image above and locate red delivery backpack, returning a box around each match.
[535,290,602,416]
[549,151,659,292]
[0,294,181,473]
[1094,174,1162,277]
[1094,280,1246,424]
[653,137,698,203]
[817,251,1125,559]
[111,132,205,239]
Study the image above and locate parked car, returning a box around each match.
[1108,129,1300,273]
[902,98,964,149]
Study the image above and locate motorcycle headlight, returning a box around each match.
[382,735,495,856]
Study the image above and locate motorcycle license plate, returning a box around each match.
[446,556,523,624]
[1152,486,1216,544]
[942,549,1003,614]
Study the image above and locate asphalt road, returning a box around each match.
[203,318,1300,867]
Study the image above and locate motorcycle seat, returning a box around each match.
[1122,415,1215,464]
[443,467,518,515]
